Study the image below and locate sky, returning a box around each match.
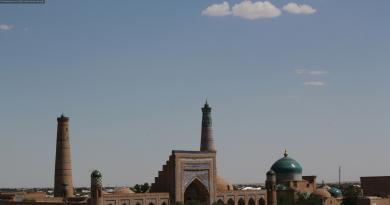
[0,0,390,188]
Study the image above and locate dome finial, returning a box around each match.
[284,149,288,157]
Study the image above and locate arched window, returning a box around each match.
[248,198,255,205]
[161,202,167,205]
[238,198,245,205]
[259,198,265,205]
[227,198,235,205]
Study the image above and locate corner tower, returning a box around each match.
[200,101,216,152]
[91,170,103,205]
[54,114,74,197]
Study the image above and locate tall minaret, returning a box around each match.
[200,101,216,152]
[54,114,74,197]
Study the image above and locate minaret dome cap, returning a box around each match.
[57,114,69,122]
[91,170,102,178]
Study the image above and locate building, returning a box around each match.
[265,151,342,205]
[357,176,390,205]
[0,102,344,205]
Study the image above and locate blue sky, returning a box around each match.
[0,0,390,187]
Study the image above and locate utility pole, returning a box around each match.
[338,166,341,187]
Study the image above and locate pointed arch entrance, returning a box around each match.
[184,178,209,205]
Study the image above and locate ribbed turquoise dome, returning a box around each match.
[328,187,342,197]
[271,151,302,175]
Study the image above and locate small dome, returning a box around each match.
[328,187,342,198]
[216,176,233,191]
[114,187,134,194]
[91,170,102,178]
[271,151,302,175]
[312,188,331,198]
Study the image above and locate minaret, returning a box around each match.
[91,170,103,205]
[266,170,277,205]
[54,114,74,197]
[200,101,216,152]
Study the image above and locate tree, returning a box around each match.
[342,185,362,205]
[132,183,150,193]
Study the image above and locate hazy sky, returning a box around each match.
[0,0,390,188]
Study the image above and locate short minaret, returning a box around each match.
[266,170,277,205]
[91,170,103,205]
[200,101,216,152]
[54,114,74,197]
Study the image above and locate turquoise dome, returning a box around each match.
[271,151,302,175]
[328,187,342,197]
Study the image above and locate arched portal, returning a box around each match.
[259,198,265,205]
[248,198,255,205]
[217,199,224,205]
[184,178,209,205]
[227,198,235,205]
[238,198,245,205]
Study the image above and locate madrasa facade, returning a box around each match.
[0,102,342,205]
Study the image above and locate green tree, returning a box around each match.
[142,183,150,192]
[132,183,150,193]
[342,185,362,205]
[133,184,141,193]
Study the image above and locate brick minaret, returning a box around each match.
[54,114,74,197]
[266,170,277,205]
[200,101,216,152]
